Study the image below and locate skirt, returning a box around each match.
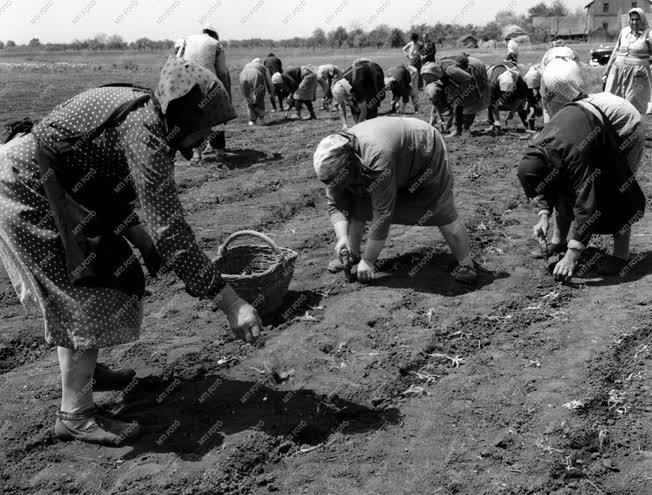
[0,134,143,350]
[605,61,652,115]
[350,132,458,227]
[294,69,317,101]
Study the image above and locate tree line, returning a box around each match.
[0,1,577,51]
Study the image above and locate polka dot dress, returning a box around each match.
[0,86,223,350]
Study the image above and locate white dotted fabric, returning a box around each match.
[0,87,219,349]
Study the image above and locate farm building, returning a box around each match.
[532,15,587,41]
[585,0,652,38]
[457,35,478,48]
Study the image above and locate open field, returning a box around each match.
[0,47,650,495]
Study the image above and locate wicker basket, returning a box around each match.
[214,230,298,315]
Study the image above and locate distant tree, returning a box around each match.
[528,2,552,18]
[549,0,569,16]
[310,28,326,48]
[6,40,15,47]
[28,38,41,47]
[327,26,348,48]
[0,41,4,50]
[478,21,502,41]
[368,24,392,47]
[106,35,127,49]
[388,28,405,48]
[134,37,153,50]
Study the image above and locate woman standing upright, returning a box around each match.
[403,33,424,89]
[604,8,652,115]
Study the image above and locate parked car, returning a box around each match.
[590,44,615,66]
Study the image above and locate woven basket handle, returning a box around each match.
[219,230,282,255]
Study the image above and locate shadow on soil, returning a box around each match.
[114,373,400,461]
[262,289,324,326]
[204,148,283,169]
[579,250,652,287]
[371,251,509,296]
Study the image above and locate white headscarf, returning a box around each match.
[542,58,585,117]
[271,72,283,85]
[507,39,519,55]
[313,134,352,182]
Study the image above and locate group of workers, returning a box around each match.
[0,9,649,447]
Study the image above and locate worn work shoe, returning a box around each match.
[327,258,345,273]
[451,264,478,284]
[94,363,136,392]
[54,407,142,446]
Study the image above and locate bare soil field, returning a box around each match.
[0,47,650,495]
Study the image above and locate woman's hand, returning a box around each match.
[532,213,549,239]
[356,259,375,283]
[335,237,352,261]
[213,285,262,343]
[553,248,580,281]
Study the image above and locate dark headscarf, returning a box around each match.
[517,147,559,199]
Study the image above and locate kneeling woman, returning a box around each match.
[313,117,477,284]
[0,57,262,446]
[517,67,646,280]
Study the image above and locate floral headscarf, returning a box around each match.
[155,56,235,132]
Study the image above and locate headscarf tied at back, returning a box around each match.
[507,39,519,54]
[156,56,235,138]
[628,7,649,33]
[541,58,585,117]
[313,133,354,183]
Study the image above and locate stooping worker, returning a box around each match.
[316,64,343,110]
[313,117,478,284]
[522,64,543,131]
[517,59,646,280]
[331,58,385,130]
[263,52,283,112]
[604,7,652,115]
[277,65,319,120]
[402,33,424,88]
[239,57,275,126]
[385,64,419,114]
[422,56,489,136]
[0,57,263,446]
[176,25,231,164]
[486,63,533,134]
[420,55,477,137]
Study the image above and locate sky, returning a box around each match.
[0,0,591,44]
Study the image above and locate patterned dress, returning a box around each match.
[0,86,225,349]
[605,24,652,115]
